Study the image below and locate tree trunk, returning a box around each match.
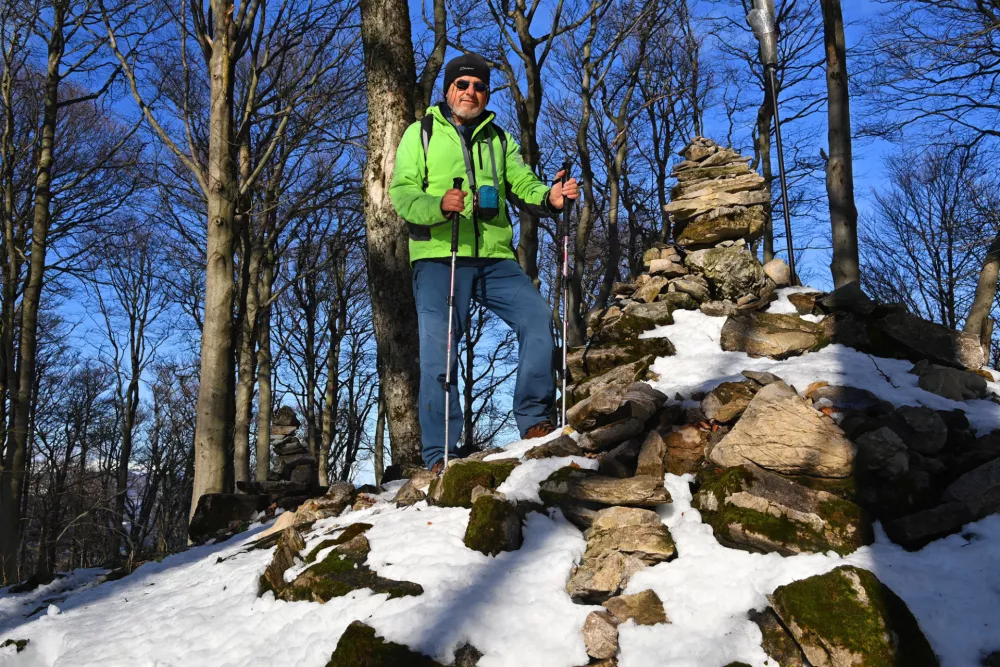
[233,139,257,487]
[820,0,860,288]
[359,0,423,465]
[964,232,1000,359]
[190,3,238,522]
[255,254,273,482]
[0,6,63,582]
[320,259,344,486]
[374,388,385,485]
[755,92,775,263]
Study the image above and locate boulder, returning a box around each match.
[720,312,830,359]
[567,337,676,383]
[567,383,630,432]
[453,644,482,667]
[633,276,669,303]
[571,357,654,404]
[709,381,856,478]
[806,384,886,412]
[854,427,910,479]
[582,610,620,660]
[648,258,688,278]
[463,494,522,556]
[701,381,757,423]
[768,566,939,667]
[872,311,984,370]
[272,405,301,427]
[635,431,667,478]
[684,244,767,301]
[742,369,783,386]
[749,608,808,667]
[670,274,711,303]
[603,589,668,625]
[817,281,877,316]
[292,482,355,523]
[540,469,671,507]
[599,439,642,478]
[188,493,270,543]
[566,550,647,602]
[762,258,791,287]
[663,425,710,475]
[675,205,766,247]
[428,460,519,508]
[665,189,769,222]
[259,527,306,595]
[787,291,821,316]
[584,506,676,563]
[912,361,989,401]
[883,502,975,551]
[524,435,585,460]
[890,406,949,456]
[693,464,873,556]
[394,469,436,506]
[327,622,444,667]
[943,458,1000,519]
[577,418,647,452]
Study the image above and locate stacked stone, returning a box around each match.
[270,406,318,491]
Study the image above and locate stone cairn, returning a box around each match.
[257,137,999,666]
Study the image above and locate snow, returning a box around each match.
[3,289,1000,666]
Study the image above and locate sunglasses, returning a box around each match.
[454,79,489,93]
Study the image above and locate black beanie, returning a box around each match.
[443,53,491,94]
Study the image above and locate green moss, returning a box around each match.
[1,639,29,653]
[772,566,938,666]
[784,474,859,502]
[281,547,423,603]
[306,539,338,564]
[437,461,518,508]
[463,495,521,556]
[326,621,444,667]
[305,523,373,563]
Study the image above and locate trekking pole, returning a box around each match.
[560,161,571,427]
[443,177,464,470]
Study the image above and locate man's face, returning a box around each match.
[447,76,488,121]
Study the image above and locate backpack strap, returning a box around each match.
[490,121,508,157]
[420,113,434,191]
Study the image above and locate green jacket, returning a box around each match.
[390,104,556,264]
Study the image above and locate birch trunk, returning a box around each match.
[360,0,423,465]
[963,233,1000,360]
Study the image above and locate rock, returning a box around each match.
[855,427,910,479]
[807,384,886,412]
[571,357,654,403]
[741,369,782,386]
[293,483,355,522]
[709,381,856,478]
[787,291,821,315]
[943,458,1000,519]
[670,274,711,302]
[567,338,676,383]
[883,502,975,550]
[700,300,738,317]
[749,608,808,667]
[596,297,698,344]
[635,431,667,478]
[540,469,671,507]
[701,381,757,423]
[583,610,619,660]
[768,566,939,667]
[684,244,767,301]
[577,418,647,452]
[256,509,298,540]
[912,361,989,401]
[394,475,430,507]
[648,258,688,277]
[599,439,642,478]
[983,652,1000,667]
[566,551,647,602]
[603,589,668,625]
[567,383,630,432]
[301,523,373,564]
[720,312,830,359]
[817,281,876,316]
[428,460,519,508]
[188,493,270,543]
[666,189,769,222]
[663,425,709,475]
[890,406,949,455]
[585,506,676,563]
[874,311,985,370]
[675,206,766,247]
[633,275,669,303]
[273,405,301,428]
[762,258,791,287]
[693,464,873,556]
[611,281,635,296]
[453,644,483,667]
[259,527,306,595]
[327,621,444,667]
[524,435,585,459]
[280,531,422,603]
[464,494,522,556]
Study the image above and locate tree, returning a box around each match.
[820,0,859,288]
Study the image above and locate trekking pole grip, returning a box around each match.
[450,177,464,252]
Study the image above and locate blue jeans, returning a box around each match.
[413,258,556,467]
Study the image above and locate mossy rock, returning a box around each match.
[463,494,522,556]
[327,621,444,667]
[749,608,807,666]
[1,639,29,653]
[429,460,519,508]
[305,523,373,563]
[280,535,422,603]
[770,566,939,667]
[566,336,676,384]
[693,465,873,556]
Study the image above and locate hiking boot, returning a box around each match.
[430,460,445,475]
[524,420,556,439]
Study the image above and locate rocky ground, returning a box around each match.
[3,138,1000,667]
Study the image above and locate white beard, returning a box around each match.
[449,100,484,121]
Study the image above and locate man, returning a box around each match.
[390,53,579,472]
